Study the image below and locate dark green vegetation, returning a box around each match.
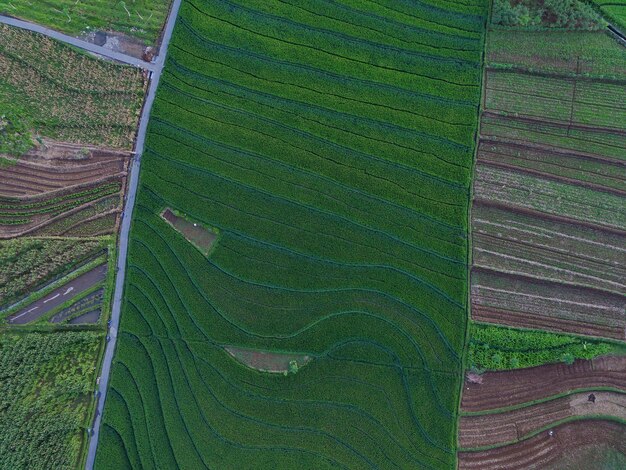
[97,0,488,468]
[0,0,172,45]
[0,237,105,307]
[467,323,624,370]
[0,24,146,150]
[492,0,603,28]
[0,331,103,469]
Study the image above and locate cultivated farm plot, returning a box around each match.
[458,354,626,464]
[0,142,130,238]
[0,141,130,197]
[460,391,626,448]
[458,419,626,469]
[0,237,105,307]
[0,24,147,150]
[0,0,173,47]
[471,29,626,341]
[96,0,488,468]
[462,355,626,412]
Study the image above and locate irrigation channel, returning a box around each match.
[7,264,107,324]
[0,2,182,467]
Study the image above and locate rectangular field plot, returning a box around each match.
[471,28,626,341]
[0,24,147,151]
[96,0,488,468]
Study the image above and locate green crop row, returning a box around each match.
[96,0,488,468]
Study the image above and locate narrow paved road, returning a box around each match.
[8,264,107,324]
[81,1,183,467]
[0,14,156,71]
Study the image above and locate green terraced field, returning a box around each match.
[96,0,488,468]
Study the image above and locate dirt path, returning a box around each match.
[7,264,107,324]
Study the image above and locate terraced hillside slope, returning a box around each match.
[471,30,626,340]
[0,144,130,238]
[95,0,488,468]
[458,356,626,468]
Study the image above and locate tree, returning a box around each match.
[0,111,33,156]
[562,352,575,365]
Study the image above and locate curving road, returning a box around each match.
[2,4,181,467]
[0,14,157,71]
[83,1,183,467]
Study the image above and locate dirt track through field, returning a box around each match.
[6,264,107,324]
[458,419,626,469]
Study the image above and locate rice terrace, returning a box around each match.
[0,0,624,469]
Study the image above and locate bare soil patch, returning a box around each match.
[225,346,312,373]
[161,208,217,255]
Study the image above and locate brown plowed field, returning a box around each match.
[459,392,626,448]
[0,141,130,197]
[470,32,626,341]
[458,420,626,469]
[471,269,626,341]
[462,356,626,412]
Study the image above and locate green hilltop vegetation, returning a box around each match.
[96,0,488,468]
[468,323,626,371]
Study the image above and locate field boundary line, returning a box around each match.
[0,14,157,71]
[83,1,184,468]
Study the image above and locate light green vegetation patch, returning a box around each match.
[0,0,172,45]
[95,0,488,468]
[0,237,106,307]
[468,323,625,370]
[0,24,146,151]
[0,331,103,469]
